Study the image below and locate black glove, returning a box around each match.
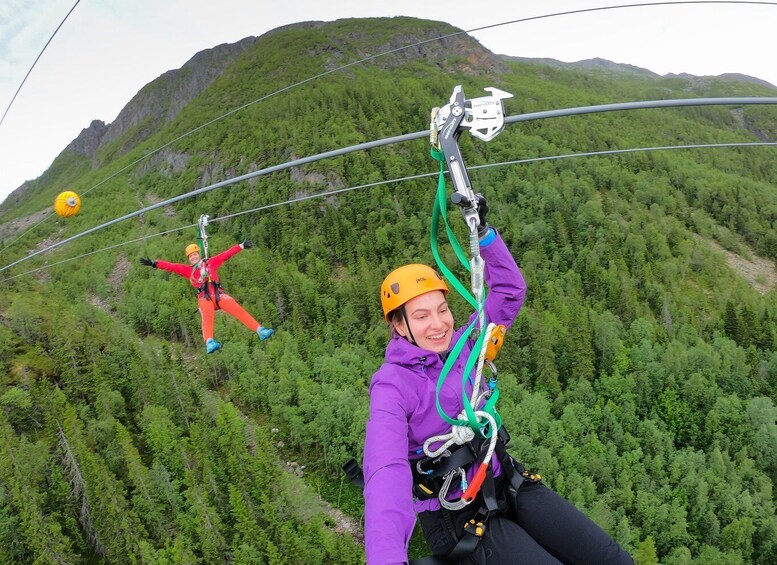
[139,257,156,268]
[242,239,253,249]
[475,193,490,236]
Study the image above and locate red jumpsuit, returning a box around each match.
[155,244,262,343]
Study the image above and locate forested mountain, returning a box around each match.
[1,16,777,564]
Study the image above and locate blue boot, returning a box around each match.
[257,326,275,341]
[206,338,221,354]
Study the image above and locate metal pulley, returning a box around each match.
[430,85,512,235]
[430,85,513,307]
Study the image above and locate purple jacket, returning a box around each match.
[363,232,526,564]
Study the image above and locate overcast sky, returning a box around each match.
[1,0,775,205]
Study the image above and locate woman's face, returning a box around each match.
[187,252,200,265]
[394,290,454,353]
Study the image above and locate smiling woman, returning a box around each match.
[393,289,455,353]
[381,263,453,352]
[139,239,275,353]
[362,211,633,563]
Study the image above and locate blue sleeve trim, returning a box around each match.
[479,227,497,247]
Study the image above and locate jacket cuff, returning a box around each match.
[479,227,497,247]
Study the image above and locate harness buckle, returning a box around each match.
[412,451,452,500]
[463,518,486,538]
[521,470,542,483]
[415,450,451,476]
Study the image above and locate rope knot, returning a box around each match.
[451,422,475,445]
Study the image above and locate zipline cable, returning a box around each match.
[1,224,196,282]
[504,97,777,125]
[2,212,52,252]
[4,0,773,252]
[60,0,777,199]
[73,1,777,199]
[455,1,777,43]
[0,1,82,249]
[475,141,777,170]
[3,95,776,274]
[3,139,774,283]
[0,1,81,129]
[2,95,776,274]
[64,1,777,202]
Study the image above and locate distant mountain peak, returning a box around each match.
[64,120,108,157]
[666,71,776,90]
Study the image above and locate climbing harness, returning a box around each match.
[424,85,513,512]
[408,426,543,565]
[420,321,501,510]
[194,213,221,307]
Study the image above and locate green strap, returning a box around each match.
[196,227,204,257]
[429,147,501,438]
[429,148,475,308]
[434,317,478,427]
[432,301,502,437]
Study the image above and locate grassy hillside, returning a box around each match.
[1,16,777,564]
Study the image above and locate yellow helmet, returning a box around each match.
[380,264,449,322]
[184,244,200,258]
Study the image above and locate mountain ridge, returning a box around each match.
[502,54,777,90]
[2,18,775,211]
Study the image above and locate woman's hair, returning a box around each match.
[386,309,401,338]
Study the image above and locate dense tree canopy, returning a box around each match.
[1,16,776,564]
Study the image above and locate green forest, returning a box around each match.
[1,16,777,564]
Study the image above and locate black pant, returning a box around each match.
[418,481,633,564]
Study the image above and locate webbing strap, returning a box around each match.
[429,147,501,437]
[196,226,205,258]
[435,320,502,435]
[429,148,475,308]
[409,556,450,565]
[413,445,476,482]
[445,528,483,563]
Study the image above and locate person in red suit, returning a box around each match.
[140,241,274,353]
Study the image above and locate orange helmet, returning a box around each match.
[380,264,449,322]
[184,243,200,258]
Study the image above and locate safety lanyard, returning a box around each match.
[428,86,513,438]
[430,147,500,437]
[197,214,210,261]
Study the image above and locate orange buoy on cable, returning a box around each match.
[54,191,81,217]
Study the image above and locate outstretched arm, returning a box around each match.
[154,260,194,278]
[206,243,245,270]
